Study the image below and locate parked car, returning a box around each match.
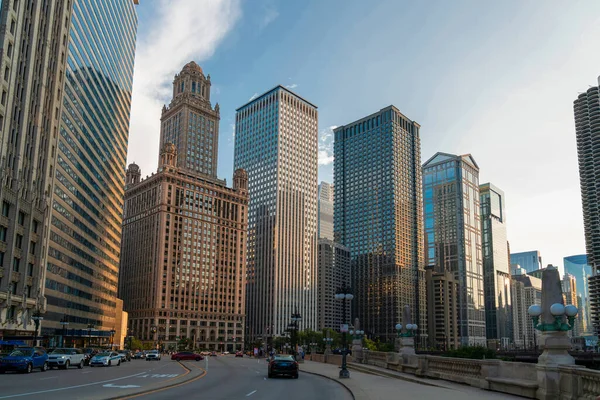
[222,351,230,355]
[235,351,243,358]
[133,351,145,359]
[117,350,131,362]
[171,352,204,361]
[48,348,85,369]
[268,355,298,379]
[89,352,121,367]
[200,351,211,356]
[145,350,161,361]
[0,347,49,374]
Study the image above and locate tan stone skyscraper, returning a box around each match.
[119,64,248,352]
[159,61,220,179]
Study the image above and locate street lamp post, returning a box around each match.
[288,308,302,358]
[335,286,354,379]
[31,309,43,347]
[150,325,157,349]
[110,329,116,349]
[60,317,69,348]
[87,324,95,348]
[127,329,134,350]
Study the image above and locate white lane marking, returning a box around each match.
[263,377,267,381]
[39,377,57,380]
[103,384,141,389]
[0,371,148,399]
[246,390,257,397]
[82,371,93,374]
[255,371,260,374]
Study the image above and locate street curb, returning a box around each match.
[347,363,453,389]
[106,361,205,400]
[301,369,356,400]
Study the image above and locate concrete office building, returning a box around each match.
[334,106,426,343]
[511,274,542,349]
[573,85,600,335]
[564,254,593,334]
[480,183,512,348]
[317,239,350,330]
[426,267,460,350]
[510,251,543,274]
[423,153,486,346]
[318,182,334,240]
[0,0,138,345]
[234,86,318,342]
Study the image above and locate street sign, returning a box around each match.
[340,324,349,333]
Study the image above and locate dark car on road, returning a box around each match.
[268,355,298,379]
[117,350,132,362]
[171,352,204,361]
[235,351,243,357]
[0,347,48,374]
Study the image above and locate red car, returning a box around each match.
[235,351,243,357]
[171,352,204,361]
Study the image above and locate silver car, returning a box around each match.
[145,351,161,361]
[48,348,86,369]
[89,351,121,367]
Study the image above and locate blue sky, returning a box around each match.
[128,0,600,270]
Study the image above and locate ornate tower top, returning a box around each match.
[171,60,211,103]
[126,163,141,187]
[233,169,248,195]
[159,143,177,168]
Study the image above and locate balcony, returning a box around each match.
[11,271,21,282]
[26,276,33,286]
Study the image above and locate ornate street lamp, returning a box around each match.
[150,325,157,349]
[127,328,134,350]
[395,323,418,337]
[87,324,95,348]
[350,329,364,340]
[528,304,578,332]
[335,286,354,379]
[110,328,116,349]
[60,316,69,348]
[289,308,301,357]
[31,309,43,347]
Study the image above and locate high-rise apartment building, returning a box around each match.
[234,86,318,341]
[510,251,543,274]
[423,152,486,346]
[564,254,593,334]
[317,239,350,330]
[0,0,72,341]
[562,273,579,337]
[511,273,541,349]
[426,267,460,350]
[480,183,512,347]
[0,0,137,344]
[318,182,334,240]
[159,61,219,179]
[334,106,426,343]
[120,143,248,351]
[573,85,600,336]
[43,0,138,344]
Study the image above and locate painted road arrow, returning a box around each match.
[103,384,141,389]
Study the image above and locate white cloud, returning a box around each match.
[285,83,298,89]
[318,125,337,165]
[259,6,279,29]
[127,0,242,175]
[249,93,259,101]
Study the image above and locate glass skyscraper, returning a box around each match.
[480,183,512,347]
[510,250,543,273]
[334,106,426,343]
[564,254,593,334]
[43,0,138,342]
[234,85,318,341]
[423,152,486,346]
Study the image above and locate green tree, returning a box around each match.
[444,346,496,360]
[127,337,143,351]
[142,342,155,351]
[363,338,377,351]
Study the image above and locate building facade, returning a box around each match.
[480,183,512,348]
[42,0,138,346]
[120,146,248,352]
[0,0,72,342]
[564,254,593,334]
[562,273,579,337]
[511,274,542,349]
[426,267,460,350]
[317,239,350,330]
[423,152,486,346]
[573,85,600,336]
[234,85,318,341]
[318,182,334,240]
[334,106,426,343]
[510,251,543,274]
[159,61,219,179]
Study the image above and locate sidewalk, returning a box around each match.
[300,361,524,400]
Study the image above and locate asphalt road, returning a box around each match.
[0,356,351,400]
[137,356,353,400]
[0,357,195,400]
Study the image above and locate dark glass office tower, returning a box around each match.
[334,106,426,343]
[43,0,138,344]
